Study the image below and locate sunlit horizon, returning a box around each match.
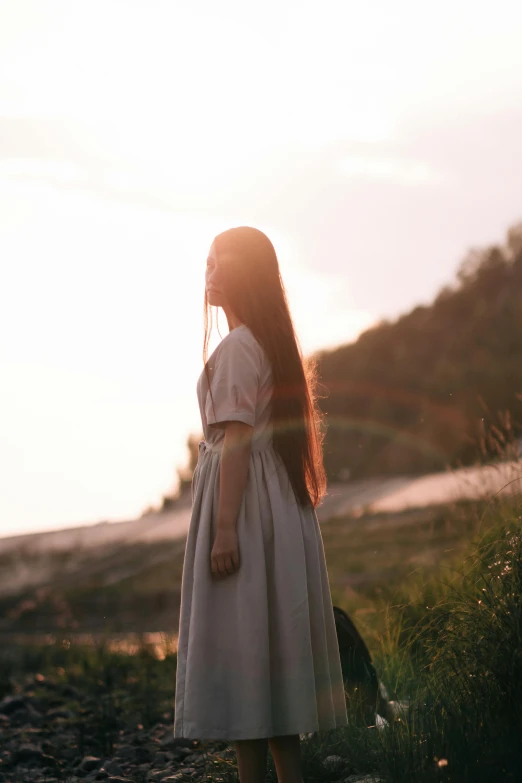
[2,0,522,537]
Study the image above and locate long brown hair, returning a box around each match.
[202,226,327,509]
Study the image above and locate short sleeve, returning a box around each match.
[205,332,261,428]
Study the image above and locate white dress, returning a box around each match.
[174,324,348,740]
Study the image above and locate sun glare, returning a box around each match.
[2,0,522,535]
[1,2,401,193]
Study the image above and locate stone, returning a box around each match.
[78,755,103,772]
[151,751,171,767]
[41,753,62,770]
[61,747,81,761]
[134,746,153,764]
[46,706,74,720]
[159,736,194,750]
[10,705,43,728]
[182,752,203,764]
[114,745,136,761]
[85,771,108,783]
[12,744,43,763]
[12,744,59,769]
[107,778,137,783]
[103,760,125,776]
[41,740,56,754]
[172,747,193,759]
[0,696,27,715]
[148,770,176,782]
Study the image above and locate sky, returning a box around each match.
[2,0,522,538]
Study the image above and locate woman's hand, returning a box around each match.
[211,528,240,579]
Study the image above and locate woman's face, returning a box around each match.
[206,241,227,307]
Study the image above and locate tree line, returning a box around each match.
[316,220,522,479]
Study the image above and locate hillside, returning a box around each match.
[316,220,522,479]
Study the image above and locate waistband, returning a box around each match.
[198,438,274,455]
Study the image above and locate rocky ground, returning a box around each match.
[0,672,385,783]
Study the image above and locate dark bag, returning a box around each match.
[333,604,392,725]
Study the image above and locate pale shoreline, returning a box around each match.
[1,458,521,556]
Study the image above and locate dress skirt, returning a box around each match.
[173,438,348,740]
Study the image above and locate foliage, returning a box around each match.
[316,219,522,479]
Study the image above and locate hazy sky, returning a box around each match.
[2,0,522,537]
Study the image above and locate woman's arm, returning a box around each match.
[216,420,253,532]
[210,420,253,579]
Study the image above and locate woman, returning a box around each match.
[174,227,347,783]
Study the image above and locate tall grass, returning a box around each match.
[370,493,522,782]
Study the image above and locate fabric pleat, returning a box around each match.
[174,324,348,740]
[174,443,348,740]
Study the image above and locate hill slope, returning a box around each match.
[316,220,522,479]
